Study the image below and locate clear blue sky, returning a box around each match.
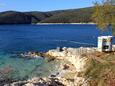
[0,0,100,12]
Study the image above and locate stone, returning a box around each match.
[25,83,34,86]
[63,64,69,70]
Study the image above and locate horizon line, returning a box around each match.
[0,6,92,13]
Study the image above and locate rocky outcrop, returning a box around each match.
[4,77,64,86]
[43,47,97,86]
[46,47,97,72]
[3,47,115,86]
[3,47,98,86]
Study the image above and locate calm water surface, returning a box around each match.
[0,24,112,80]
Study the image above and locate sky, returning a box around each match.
[0,0,100,12]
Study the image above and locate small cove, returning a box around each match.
[0,24,112,80]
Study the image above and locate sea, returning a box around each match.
[0,24,112,81]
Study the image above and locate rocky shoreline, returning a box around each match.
[2,47,99,86]
[2,46,115,86]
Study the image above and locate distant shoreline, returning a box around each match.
[0,23,95,25]
[36,23,95,25]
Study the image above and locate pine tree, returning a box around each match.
[92,0,115,35]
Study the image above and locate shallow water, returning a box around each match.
[0,24,112,80]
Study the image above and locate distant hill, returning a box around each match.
[0,11,31,24]
[40,7,93,23]
[0,7,94,24]
[24,12,52,23]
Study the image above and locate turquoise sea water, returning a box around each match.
[0,24,112,81]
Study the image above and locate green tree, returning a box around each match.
[92,0,115,35]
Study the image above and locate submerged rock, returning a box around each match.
[0,65,15,85]
[20,52,43,59]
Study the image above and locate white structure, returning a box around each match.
[98,36,113,52]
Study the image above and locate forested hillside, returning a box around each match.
[0,7,94,24]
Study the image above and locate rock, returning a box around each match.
[50,75,56,78]
[72,55,90,72]
[62,47,67,51]
[74,77,90,86]
[63,64,69,70]
[4,81,27,86]
[4,77,65,86]
[25,83,34,86]
[46,47,94,72]
[43,47,97,86]
[0,65,13,74]
[56,47,63,52]
[27,77,40,83]
[47,58,55,62]
[20,51,45,59]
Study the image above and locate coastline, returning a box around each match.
[3,47,96,85]
[0,23,95,25]
[35,22,95,25]
[2,46,115,85]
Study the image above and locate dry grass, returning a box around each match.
[84,52,115,86]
